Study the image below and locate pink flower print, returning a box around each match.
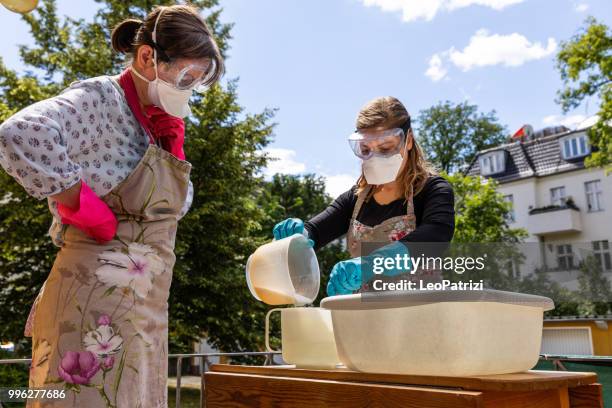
[58,351,101,384]
[95,243,165,298]
[101,356,115,370]
[97,314,111,326]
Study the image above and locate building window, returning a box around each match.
[585,180,604,212]
[550,186,566,206]
[560,133,590,160]
[479,151,506,176]
[557,244,574,270]
[503,194,515,223]
[592,240,611,271]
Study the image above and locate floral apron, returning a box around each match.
[26,143,191,408]
[347,184,417,259]
[347,185,439,290]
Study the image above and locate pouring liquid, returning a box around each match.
[254,287,313,306]
[254,287,296,305]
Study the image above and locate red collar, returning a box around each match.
[117,68,155,144]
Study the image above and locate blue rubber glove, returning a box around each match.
[272,218,314,247]
[327,257,363,296]
[327,241,411,296]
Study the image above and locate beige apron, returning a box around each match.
[26,143,191,408]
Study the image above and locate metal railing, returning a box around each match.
[169,351,280,408]
[0,351,282,408]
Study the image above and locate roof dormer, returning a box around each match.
[479,150,506,176]
[560,132,590,161]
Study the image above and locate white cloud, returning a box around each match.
[323,173,358,198]
[425,30,557,81]
[575,3,589,12]
[360,0,524,22]
[425,53,448,81]
[448,29,557,71]
[262,148,306,177]
[542,114,588,129]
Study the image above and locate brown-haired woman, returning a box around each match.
[272,97,455,296]
[0,5,223,407]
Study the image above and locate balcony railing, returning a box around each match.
[528,203,582,235]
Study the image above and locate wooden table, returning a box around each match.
[203,364,603,407]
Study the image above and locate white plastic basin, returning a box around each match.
[320,289,554,376]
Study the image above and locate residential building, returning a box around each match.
[466,125,612,356]
[466,125,611,277]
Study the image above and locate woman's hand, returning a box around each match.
[272,218,314,247]
[326,257,363,296]
[56,180,118,243]
[272,218,304,240]
[50,181,82,211]
[326,241,411,296]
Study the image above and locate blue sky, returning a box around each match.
[1,0,610,196]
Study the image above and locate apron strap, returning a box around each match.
[350,184,372,224]
[405,183,414,214]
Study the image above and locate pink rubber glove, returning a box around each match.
[57,181,118,243]
[145,106,186,160]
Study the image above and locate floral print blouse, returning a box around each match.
[0,76,194,245]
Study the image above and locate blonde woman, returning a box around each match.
[273,97,455,295]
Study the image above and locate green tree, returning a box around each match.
[446,172,526,243]
[556,17,612,171]
[0,0,274,356]
[517,269,580,318]
[416,101,507,173]
[577,255,612,315]
[443,172,527,289]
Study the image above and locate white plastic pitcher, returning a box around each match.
[265,307,340,369]
[245,234,319,306]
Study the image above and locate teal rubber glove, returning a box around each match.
[272,218,314,247]
[326,241,410,296]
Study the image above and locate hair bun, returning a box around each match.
[111,19,143,54]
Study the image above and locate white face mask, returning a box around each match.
[362,153,404,185]
[131,63,192,118]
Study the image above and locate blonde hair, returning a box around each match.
[355,96,436,200]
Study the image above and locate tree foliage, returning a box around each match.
[445,172,526,243]
[416,101,507,173]
[556,17,612,171]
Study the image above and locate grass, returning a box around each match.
[168,387,201,408]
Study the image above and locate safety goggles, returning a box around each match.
[156,59,217,92]
[348,127,407,159]
[151,7,216,93]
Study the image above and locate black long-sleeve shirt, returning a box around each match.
[305,176,455,249]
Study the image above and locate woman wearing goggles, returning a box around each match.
[272,97,455,296]
[0,5,224,407]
